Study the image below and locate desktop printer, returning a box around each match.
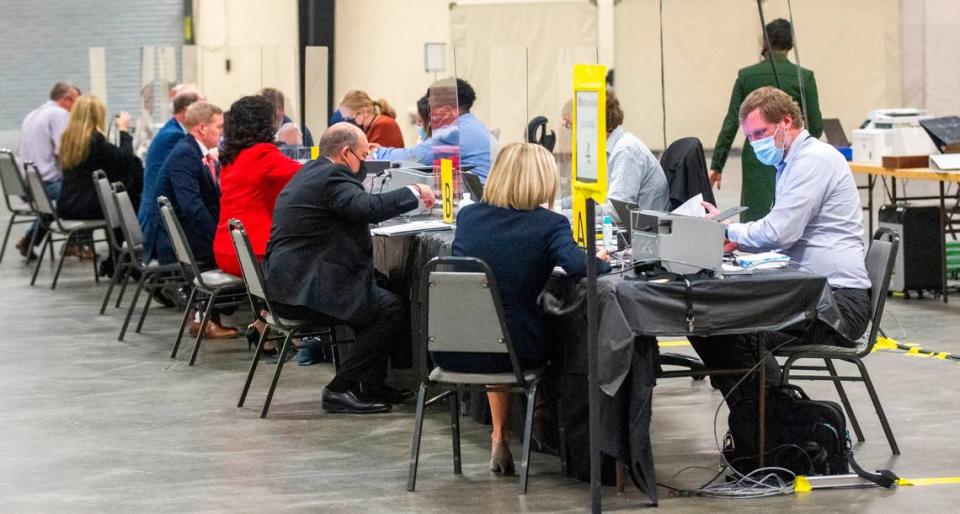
[369,162,438,216]
[630,210,725,275]
[851,108,939,164]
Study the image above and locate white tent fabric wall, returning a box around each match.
[615,0,901,153]
[902,0,960,117]
[450,2,598,146]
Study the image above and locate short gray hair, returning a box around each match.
[318,123,360,158]
[50,82,79,100]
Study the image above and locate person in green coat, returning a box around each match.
[710,18,822,222]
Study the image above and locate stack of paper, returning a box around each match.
[736,251,790,269]
[371,220,454,237]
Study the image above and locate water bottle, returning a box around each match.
[602,215,616,251]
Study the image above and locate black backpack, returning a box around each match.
[724,384,850,477]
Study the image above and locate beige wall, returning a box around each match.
[193,0,300,123]
[615,0,901,152]
[334,0,451,146]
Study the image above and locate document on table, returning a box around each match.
[371,220,454,237]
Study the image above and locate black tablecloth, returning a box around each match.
[373,230,840,506]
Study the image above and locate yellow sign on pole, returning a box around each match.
[571,64,607,247]
[440,158,454,223]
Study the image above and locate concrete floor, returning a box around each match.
[2,157,960,513]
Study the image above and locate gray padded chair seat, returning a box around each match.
[774,341,868,357]
[428,366,545,385]
[194,269,244,288]
[59,219,107,230]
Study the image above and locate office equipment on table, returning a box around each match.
[823,118,853,160]
[462,171,484,200]
[929,154,960,171]
[369,163,438,216]
[371,219,453,237]
[878,204,942,296]
[919,116,960,153]
[630,210,724,275]
[852,108,939,164]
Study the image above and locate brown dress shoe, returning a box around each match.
[189,318,241,339]
[16,236,30,257]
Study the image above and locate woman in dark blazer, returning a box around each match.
[440,142,610,475]
[57,95,142,221]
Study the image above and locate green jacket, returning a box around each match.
[711,54,822,221]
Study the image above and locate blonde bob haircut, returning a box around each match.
[482,142,559,211]
[59,95,106,171]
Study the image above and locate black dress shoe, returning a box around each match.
[360,382,415,404]
[321,386,391,414]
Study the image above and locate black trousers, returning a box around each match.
[688,287,871,407]
[274,286,405,384]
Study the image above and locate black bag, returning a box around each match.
[724,384,850,477]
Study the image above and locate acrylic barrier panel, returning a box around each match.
[137,46,179,156]
[555,46,598,200]
[304,46,329,136]
[261,45,300,129]
[429,73,461,200]
[488,46,529,147]
[197,45,263,111]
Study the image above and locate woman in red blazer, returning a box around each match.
[213,95,301,277]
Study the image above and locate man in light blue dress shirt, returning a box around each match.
[16,82,79,257]
[373,79,497,181]
[691,86,871,406]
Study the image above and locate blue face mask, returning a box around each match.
[751,125,785,166]
[417,126,428,140]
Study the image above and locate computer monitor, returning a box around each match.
[609,198,638,245]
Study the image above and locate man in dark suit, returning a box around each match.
[264,123,435,414]
[141,101,238,339]
[138,90,202,227]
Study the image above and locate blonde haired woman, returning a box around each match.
[57,95,141,222]
[436,142,610,474]
[338,90,404,147]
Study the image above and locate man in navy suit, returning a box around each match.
[140,101,238,339]
[138,91,202,226]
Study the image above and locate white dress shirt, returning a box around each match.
[726,130,870,289]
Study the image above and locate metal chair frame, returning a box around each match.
[227,219,342,418]
[776,227,902,455]
[0,149,39,264]
[110,185,184,340]
[24,163,106,289]
[157,196,246,365]
[407,256,546,495]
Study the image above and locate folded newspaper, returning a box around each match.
[371,220,454,237]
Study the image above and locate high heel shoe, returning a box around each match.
[489,445,516,476]
[245,324,277,356]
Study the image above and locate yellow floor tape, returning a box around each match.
[898,477,960,486]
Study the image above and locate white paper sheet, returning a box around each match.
[370,220,454,237]
[670,193,706,217]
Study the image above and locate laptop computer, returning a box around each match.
[919,116,960,153]
[462,171,484,200]
[609,199,638,245]
[822,118,850,147]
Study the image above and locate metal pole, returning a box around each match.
[756,0,783,90]
[586,198,602,513]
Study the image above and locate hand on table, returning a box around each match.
[723,239,739,254]
[595,246,610,262]
[414,184,436,209]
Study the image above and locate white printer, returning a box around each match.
[851,108,939,164]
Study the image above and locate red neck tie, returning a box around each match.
[204,154,218,185]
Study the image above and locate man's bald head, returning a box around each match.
[319,122,369,173]
[319,122,365,158]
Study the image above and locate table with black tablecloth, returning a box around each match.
[373,230,840,506]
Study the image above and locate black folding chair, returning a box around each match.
[776,228,902,455]
[157,196,246,365]
[228,219,344,418]
[25,164,106,288]
[0,149,38,264]
[92,171,133,313]
[408,256,548,495]
[111,185,184,340]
